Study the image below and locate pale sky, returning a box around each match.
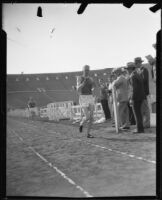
[2,3,160,74]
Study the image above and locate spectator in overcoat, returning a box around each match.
[112,67,130,130]
[125,62,145,133]
[134,57,150,128]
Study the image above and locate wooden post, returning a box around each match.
[112,86,119,133]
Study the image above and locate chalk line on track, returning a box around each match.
[9,119,156,165]
[73,139,156,164]
[43,128,156,165]
[47,131,156,165]
[8,128,93,198]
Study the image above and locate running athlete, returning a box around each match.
[27,97,37,120]
[76,65,96,138]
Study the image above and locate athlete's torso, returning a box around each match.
[80,76,94,95]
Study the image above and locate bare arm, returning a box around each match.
[91,78,97,95]
[76,79,86,92]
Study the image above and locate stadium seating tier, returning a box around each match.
[7,69,112,109]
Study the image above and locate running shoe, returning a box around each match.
[87,134,94,138]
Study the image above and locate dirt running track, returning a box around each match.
[7,117,156,197]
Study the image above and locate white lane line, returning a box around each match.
[75,139,156,165]
[41,134,154,163]
[8,128,93,198]
[128,155,135,158]
[9,120,156,165]
[44,131,156,165]
[18,136,24,142]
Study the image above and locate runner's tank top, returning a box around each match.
[80,76,93,95]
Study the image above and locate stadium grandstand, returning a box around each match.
[7,68,113,109]
[7,62,156,119]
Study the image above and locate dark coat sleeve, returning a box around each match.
[130,73,145,101]
[141,68,149,96]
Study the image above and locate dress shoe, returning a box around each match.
[132,129,144,134]
[79,125,83,133]
[120,126,130,130]
[105,118,111,122]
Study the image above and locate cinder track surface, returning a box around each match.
[7,117,156,197]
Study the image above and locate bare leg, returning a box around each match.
[79,106,89,132]
[79,104,94,137]
[80,106,88,126]
[87,104,94,137]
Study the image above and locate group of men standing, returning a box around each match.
[111,57,150,134]
[76,55,155,137]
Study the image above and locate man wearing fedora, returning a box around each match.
[112,67,130,130]
[125,62,145,133]
[134,57,150,128]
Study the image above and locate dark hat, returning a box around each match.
[125,62,136,70]
[134,57,144,63]
[145,54,154,61]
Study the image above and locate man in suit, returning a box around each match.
[125,62,145,133]
[134,57,150,128]
[122,68,136,125]
[98,79,111,121]
[112,67,130,130]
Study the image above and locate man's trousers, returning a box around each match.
[118,101,129,127]
[132,100,144,132]
[101,99,111,120]
[127,102,136,125]
[141,98,150,128]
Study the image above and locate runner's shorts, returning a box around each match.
[79,95,95,107]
